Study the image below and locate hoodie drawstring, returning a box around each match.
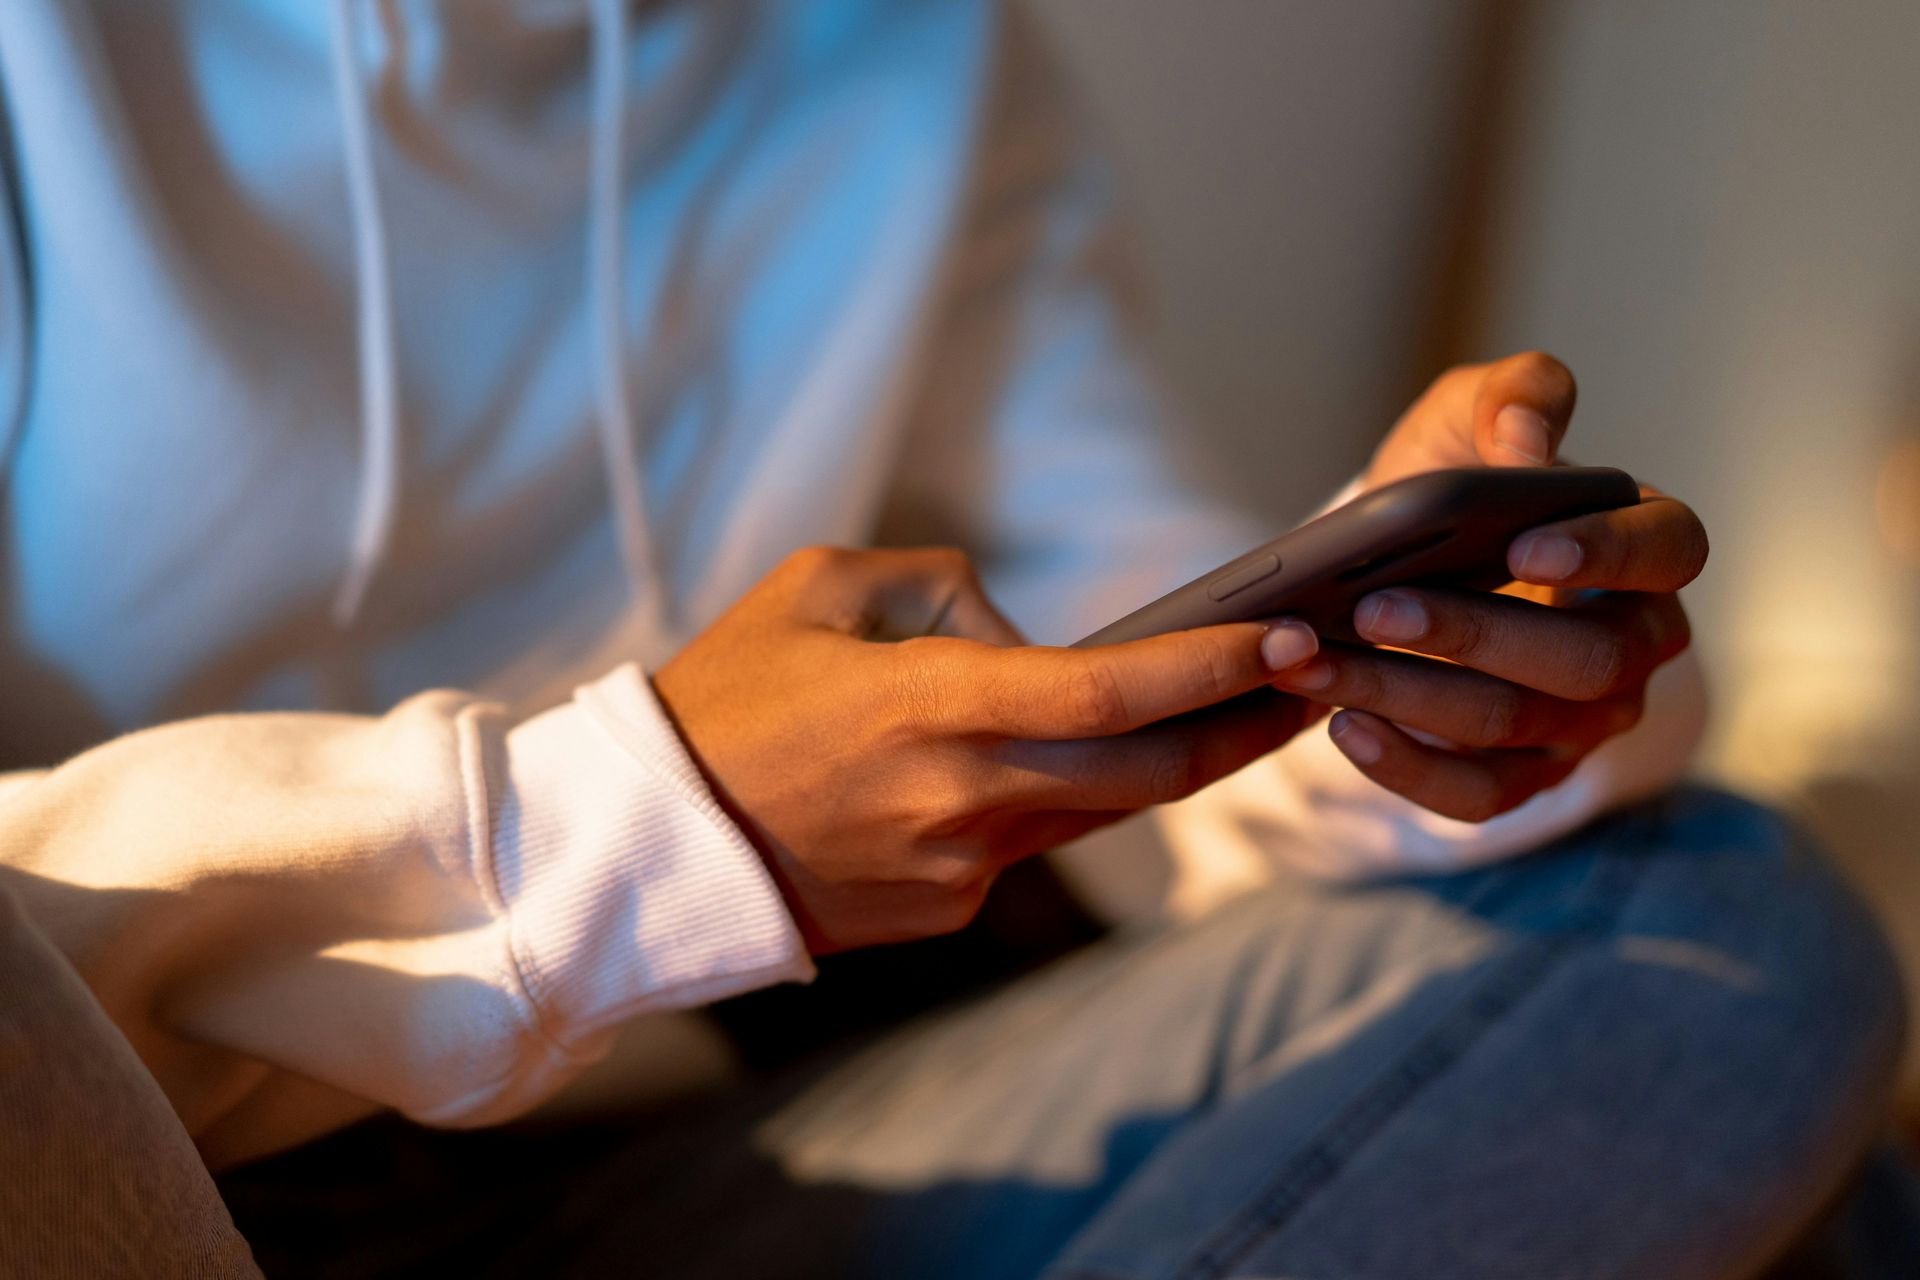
[328,0,401,629]
[327,0,661,632]
[588,0,665,633]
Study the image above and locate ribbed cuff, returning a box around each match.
[491,663,815,1047]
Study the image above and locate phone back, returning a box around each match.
[1075,467,1640,647]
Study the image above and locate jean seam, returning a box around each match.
[1164,817,1654,1280]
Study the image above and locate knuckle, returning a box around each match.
[1449,789,1502,825]
[1064,662,1133,736]
[1190,631,1244,703]
[1434,363,1483,398]
[1585,532,1628,585]
[920,853,984,894]
[1453,775,1516,824]
[1506,350,1578,416]
[1146,740,1203,803]
[1471,687,1524,747]
[781,543,849,583]
[926,545,977,580]
[1629,604,1667,661]
[888,644,958,732]
[1680,517,1711,582]
[786,544,835,571]
[1435,599,1491,660]
[1609,691,1647,738]
[1352,663,1412,725]
[1635,591,1693,662]
[1514,348,1575,391]
[1619,602,1679,679]
[909,758,992,838]
[915,547,987,614]
[935,758,993,820]
[1662,602,1694,658]
[927,881,989,935]
[1569,630,1631,700]
[1340,657,1386,708]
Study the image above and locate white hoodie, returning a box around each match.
[0,0,1702,1164]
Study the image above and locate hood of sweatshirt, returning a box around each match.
[0,0,988,762]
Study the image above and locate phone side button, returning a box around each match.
[1206,552,1282,602]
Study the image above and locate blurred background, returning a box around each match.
[1027,0,1920,1101]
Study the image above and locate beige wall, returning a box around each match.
[1024,1,1477,523]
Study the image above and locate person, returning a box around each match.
[0,2,1901,1277]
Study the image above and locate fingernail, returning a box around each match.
[1274,657,1334,691]
[1355,590,1427,642]
[1512,531,1583,582]
[1331,712,1383,764]
[1261,620,1319,671]
[1493,405,1552,465]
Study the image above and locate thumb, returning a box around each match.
[926,569,1026,646]
[1471,351,1578,468]
[784,546,1026,645]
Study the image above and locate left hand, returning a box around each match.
[1270,351,1708,822]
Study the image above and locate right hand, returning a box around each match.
[652,547,1320,954]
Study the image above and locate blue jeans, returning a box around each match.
[215,788,1905,1278]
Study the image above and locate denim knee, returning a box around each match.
[1622,788,1904,1018]
[1603,785,1907,1136]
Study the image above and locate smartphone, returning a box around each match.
[1074,466,1641,647]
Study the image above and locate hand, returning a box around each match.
[1272,352,1708,822]
[652,547,1321,953]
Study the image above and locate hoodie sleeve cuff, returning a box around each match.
[491,663,815,1048]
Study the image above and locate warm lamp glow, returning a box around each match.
[1877,437,1920,565]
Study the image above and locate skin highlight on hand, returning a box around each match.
[652,546,1318,954]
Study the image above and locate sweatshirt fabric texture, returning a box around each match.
[0,0,1703,1164]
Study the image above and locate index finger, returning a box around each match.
[1508,491,1709,593]
[965,620,1317,740]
